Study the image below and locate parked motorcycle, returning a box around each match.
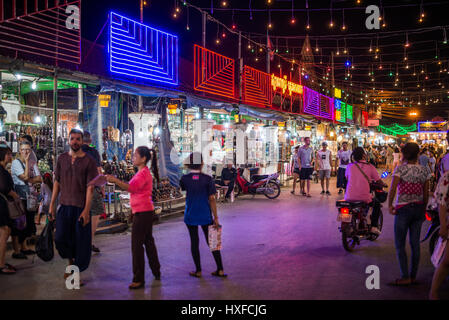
[422,196,440,256]
[235,168,281,199]
[335,187,387,252]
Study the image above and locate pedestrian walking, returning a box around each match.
[0,144,18,275]
[316,142,332,195]
[387,142,430,286]
[290,146,300,195]
[180,152,226,278]
[11,141,42,259]
[386,145,394,173]
[106,146,161,289]
[298,137,314,197]
[429,169,449,299]
[81,131,104,253]
[335,142,351,194]
[392,147,401,172]
[49,129,98,284]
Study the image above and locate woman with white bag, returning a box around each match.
[429,170,449,299]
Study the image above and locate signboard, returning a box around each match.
[0,0,81,65]
[303,86,334,120]
[418,121,448,133]
[242,66,272,108]
[194,45,235,100]
[334,88,342,99]
[367,119,379,127]
[109,12,179,85]
[271,75,303,96]
[334,99,346,123]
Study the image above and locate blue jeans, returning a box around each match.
[394,203,425,279]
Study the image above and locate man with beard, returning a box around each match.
[49,129,98,284]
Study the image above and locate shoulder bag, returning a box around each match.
[0,192,25,219]
[354,162,387,203]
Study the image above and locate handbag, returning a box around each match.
[208,225,222,251]
[17,160,39,212]
[0,193,25,219]
[36,221,55,262]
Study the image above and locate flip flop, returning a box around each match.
[387,279,411,286]
[189,271,202,278]
[307,194,312,198]
[5,264,17,271]
[211,271,228,278]
[128,282,144,290]
[0,266,16,275]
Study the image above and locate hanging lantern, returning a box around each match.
[168,103,178,115]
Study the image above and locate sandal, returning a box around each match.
[189,271,202,278]
[302,192,307,196]
[128,282,145,290]
[387,278,411,286]
[306,194,312,198]
[0,265,16,275]
[211,271,228,278]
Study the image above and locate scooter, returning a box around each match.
[235,168,281,199]
[422,196,441,256]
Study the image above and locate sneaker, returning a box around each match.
[370,227,381,235]
[320,190,325,195]
[92,245,101,253]
[290,190,295,194]
[338,189,343,194]
[326,191,331,196]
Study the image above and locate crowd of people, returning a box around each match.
[0,129,226,290]
[0,128,448,299]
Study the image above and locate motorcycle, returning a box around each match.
[235,168,281,199]
[336,186,387,252]
[422,196,440,256]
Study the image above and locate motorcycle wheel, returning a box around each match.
[429,228,440,256]
[264,181,281,199]
[342,222,357,252]
[369,210,383,241]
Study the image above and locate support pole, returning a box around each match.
[77,83,83,127]
[199,11,207,119]
[266,30,270,74]
[238,31,243,103]
[53,70,58,170]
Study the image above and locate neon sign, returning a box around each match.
[271,75,303,95]
[194,45,235,100]
[109,12,178,85]
[418,121,448,133]
[303,86,334,120]
[335,99,346,123]
[243,66,272,108]
[334,88,342,99]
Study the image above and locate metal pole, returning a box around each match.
[331,51,335,88]
[266,30,270,74]
[77,83,83,127]
[140,0,143,23]
[200,11,207,119]
[53,70,58,170]
[238,31,242,103]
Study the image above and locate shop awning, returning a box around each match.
[99,79,181,99]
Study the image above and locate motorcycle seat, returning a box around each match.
[336,200,367,208]
[252,174,269,182]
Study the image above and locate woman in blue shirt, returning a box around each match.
[180,153,226,278]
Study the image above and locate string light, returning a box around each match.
[221,0,227,7]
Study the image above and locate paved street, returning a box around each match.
[1,177,447,300]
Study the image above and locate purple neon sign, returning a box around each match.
[303,86,334,120]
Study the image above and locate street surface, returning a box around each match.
[1,176,448,300]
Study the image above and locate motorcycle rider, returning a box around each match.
[220,161,237,201]
[345,147,385,235]
[316,142,332,196]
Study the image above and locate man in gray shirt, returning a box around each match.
[298,137,314,197]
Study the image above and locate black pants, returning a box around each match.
[132,211,161,283]
[187,224,223,272]
[219,180,235,198]
[370,200,381,228]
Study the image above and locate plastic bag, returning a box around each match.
[208,225,222,251]
[431,237,447,268]
[36,221,55,262]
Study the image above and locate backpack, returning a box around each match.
[36,221,55,262]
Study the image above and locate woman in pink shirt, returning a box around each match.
[345,147,385,235]
[106,146,161,289]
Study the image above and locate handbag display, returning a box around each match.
[0,193,25,219]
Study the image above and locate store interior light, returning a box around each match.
[207,113,212,119]
[138,128,144,138]
[34,115,41,124]
[195,112,200,119]
[16,74,22,80]
[154,127,160,135]
[31,81,37,90]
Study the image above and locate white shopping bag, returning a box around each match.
[431,237,447,268]
[208,225,222,251]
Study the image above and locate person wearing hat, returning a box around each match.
[316,141,332,195]
[81,131,104,253]
[220,161,237,201]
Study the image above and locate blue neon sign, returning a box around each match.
[109,12,179,86]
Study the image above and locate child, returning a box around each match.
[37,173,52,225]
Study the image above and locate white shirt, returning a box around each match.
[337,149,352,169]
[11,159,40,186]
[317,150,331,170]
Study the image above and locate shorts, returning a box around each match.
[293,168,300,175]
[90,189,104,217]
[300,168,314,180]
[319,170,331,179]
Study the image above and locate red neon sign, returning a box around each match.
[242,66,272,108]
[194,44,235,100]
[0,0,81,65]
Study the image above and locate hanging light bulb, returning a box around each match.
[329,21,334,28]
[290,17,296,25]
[268,22,273,29]
[31,81,37,90]
[216,38,221,45]
[341,24,346,31]
[306,24,311,30]
[221,0,227,7]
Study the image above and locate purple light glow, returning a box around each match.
[303,86,334,120]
